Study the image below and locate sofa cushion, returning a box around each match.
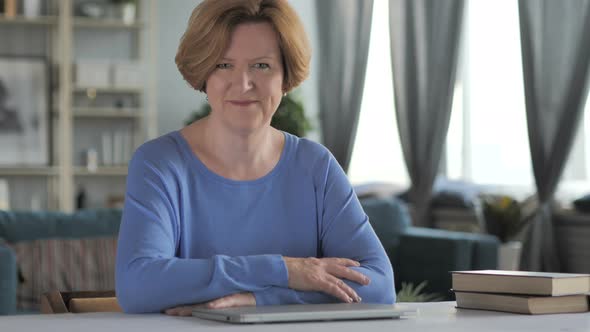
[8,236,117,311]
[0,209,122,242]
[360,197,411,253]
[0,244,17,314]
[430,178,482,209]
[397,228,474,297]
[354,182,404,200]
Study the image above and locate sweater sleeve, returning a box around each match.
[254,152,396,305]
[115,148,289,313]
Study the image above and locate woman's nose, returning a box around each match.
[232,68,254,92]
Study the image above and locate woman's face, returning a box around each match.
[205,22,284,135]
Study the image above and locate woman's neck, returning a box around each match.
[182,117,284,181]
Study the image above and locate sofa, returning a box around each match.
[0,197,499,314]
[359,196,499,299]
[0,209,122,315]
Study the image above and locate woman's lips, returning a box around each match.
[228,100,257,106]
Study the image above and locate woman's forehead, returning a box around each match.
[223,22,281,60]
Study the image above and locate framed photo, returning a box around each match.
[0,56,50,166]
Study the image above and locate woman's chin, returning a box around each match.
[227,120,267,136]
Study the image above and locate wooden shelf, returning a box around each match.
[0,15,143,28]
[0,167,58,176]
[74,167,128,176]
[0,15,57,25]
[1,0,157,212]
[73,87,143,94]
[73,108,142,119]
[73,17,144,29]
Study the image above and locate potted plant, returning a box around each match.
[185,92,311,137]
[396,281,444,302]
[481,194,536,270]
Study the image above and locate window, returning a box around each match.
[349,0,590,202]
[557,103,590,202]
[446,0,533,190]
[348,0,409,187]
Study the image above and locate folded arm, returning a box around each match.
[255,154,396,305]
[115,150,289,313]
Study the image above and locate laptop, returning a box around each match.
[192,303,414,324]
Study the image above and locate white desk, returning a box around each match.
[1,302,588,332]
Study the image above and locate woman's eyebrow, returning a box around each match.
[220,55,278,61]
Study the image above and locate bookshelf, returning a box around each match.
[0,0,157,211]
[0,167,58,177]
[0,15,57,25]
[73,166,128,176]
[72,107,143,119]
[73,17,144,29]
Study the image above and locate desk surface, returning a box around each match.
[1,302,588,332]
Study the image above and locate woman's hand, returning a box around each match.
[283,257,370,303]
[164,293,256,316]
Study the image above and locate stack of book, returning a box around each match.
[452,270,590,314]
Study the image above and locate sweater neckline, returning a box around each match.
[172,130,293,186]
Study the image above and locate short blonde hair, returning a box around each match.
[175,0,311,93]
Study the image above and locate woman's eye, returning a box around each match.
[253,63,270,69]
[216,63,231,69]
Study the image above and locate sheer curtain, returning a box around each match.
[351,0,590,203]
[316,0,374,172]
[388,0,465,226]
[446,1,590,202]
[518,0,590,272]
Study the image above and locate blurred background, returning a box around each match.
[0,1,589,312]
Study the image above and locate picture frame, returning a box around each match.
[0,56,50,166]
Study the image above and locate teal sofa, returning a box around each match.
[360,196,499,299]
[0,209,122,315]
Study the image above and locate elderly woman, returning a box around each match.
[115,0,394,314]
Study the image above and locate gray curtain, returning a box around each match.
[519,0,590,272]
[389,0,465,226]
[316,0,373,172]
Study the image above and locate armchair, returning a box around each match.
[360,196,499,299]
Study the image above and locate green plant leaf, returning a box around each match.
[396,281,444,302]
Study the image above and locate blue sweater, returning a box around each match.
[115,131,395,313]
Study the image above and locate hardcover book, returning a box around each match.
[452,270,590,296]
[454,291,589,315]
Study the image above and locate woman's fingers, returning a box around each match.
[206,297,227,309]
[324,257,370,285]
[283,256,370,302]
[326,275,362,303]
[207,293,256,309]
[164,307,180,315]
[318,275,353,303]
[164,305,196,316]
[328,263,370,286]
[330,257,361,267]
[165,293,256,316]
